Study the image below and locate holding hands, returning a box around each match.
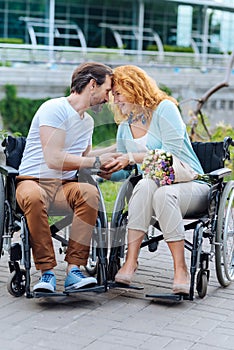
[98,153,130,179]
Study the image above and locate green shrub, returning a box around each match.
[64,86,70,96]
[0,38,24,44]
[0,84,117,146]
[211,122,234,141]
[211,122,234,177]
[164,45,194,53]
[0,61,11,67]
[146,44,194,53]
[0,84,48,136]
[159,84,173,96]
[88,104,117,147]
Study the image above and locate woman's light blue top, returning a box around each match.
[110,99,204,181]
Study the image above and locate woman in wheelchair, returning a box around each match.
[105,65,210,295]
[15,62,122,294]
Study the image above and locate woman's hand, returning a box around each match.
[101,153,129,174]
[97,172,112,180]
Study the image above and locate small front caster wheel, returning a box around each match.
[196,270,208,298]
[7,269,26,297]
[148,241,159,252]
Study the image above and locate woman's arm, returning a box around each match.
[156,101,185,154]
[88,143,116,156]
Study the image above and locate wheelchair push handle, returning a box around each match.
[224,136,234,146]
[223,136,234,161]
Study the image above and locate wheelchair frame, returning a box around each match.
[108,137,234,301]
[0,136,109,298]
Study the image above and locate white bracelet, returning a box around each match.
[128,152,135,165]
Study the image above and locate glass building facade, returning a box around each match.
[1,0,234,53]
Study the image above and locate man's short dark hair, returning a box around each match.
[70,62,113,94]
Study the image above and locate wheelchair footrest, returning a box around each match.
[33,291,67,298]
[33,285,105,298]
[109,281,144,290]
[145,293,191,301]
[65,285,105,294]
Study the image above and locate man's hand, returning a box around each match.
[100,153,129,174]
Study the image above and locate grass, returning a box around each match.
[99,180,122,220]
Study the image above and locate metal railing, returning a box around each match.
[0,43,232,71]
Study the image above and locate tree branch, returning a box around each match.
[191,51,234,140]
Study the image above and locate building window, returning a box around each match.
[177,5,193,47]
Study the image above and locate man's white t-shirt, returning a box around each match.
[19,97,94,179]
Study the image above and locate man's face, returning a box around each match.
[90,75,112,112]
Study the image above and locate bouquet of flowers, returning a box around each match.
[141,149,212,186]
[141,149,175,186]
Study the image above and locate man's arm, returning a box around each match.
[87,143,116,157]
[82,145,92,157]
[40,125,121,171]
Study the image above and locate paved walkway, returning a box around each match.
[0,236,234,350]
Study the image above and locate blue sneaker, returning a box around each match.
[64,267,97,291]
[33,271,56,293]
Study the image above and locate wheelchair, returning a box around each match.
[0,135,108,298]
[108,137,234,301]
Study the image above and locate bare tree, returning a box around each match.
[190,51,234,141]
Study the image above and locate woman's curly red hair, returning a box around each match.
[112,65,178,124]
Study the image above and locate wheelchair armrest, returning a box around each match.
[77,168,97,186]
[0,164,19,177]
[208,167,231,180]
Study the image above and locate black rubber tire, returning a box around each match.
[108,211,128,281]
[215,181,234,287]
[196,270,208,298]
[7,269,26,297]
[0,174,5,256]
[85,184,108,277]
[96,258,108,291]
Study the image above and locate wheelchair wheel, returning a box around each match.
[108,211,128,281]
[0,174,5,255]
[215,181,234,287]
[7,269,26,297]
[96,257,108,290]
[108,173,142,281]
[85,186,108,277]
[196,270,208,298]
[115,212,128,267]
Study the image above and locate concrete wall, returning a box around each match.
[1,65,234,128]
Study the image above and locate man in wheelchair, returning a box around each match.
[15,62,121,294]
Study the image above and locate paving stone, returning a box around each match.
[0,231,234,350]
